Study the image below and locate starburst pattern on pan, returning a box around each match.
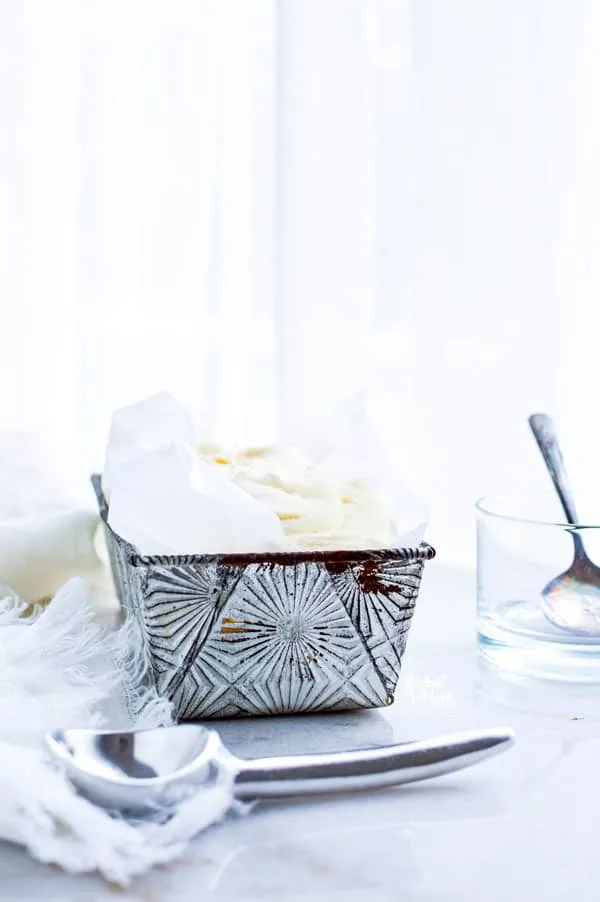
[168,562,388,717]
[328,559,424,693]
[143,562,234,699]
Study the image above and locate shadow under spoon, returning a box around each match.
[529,412,600,635]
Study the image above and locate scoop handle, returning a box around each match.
[233,727,515,799]
[528,413,579,526]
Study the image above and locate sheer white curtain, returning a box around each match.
[1,0,600,563]
[0,0,278,452]
[281,0,600,562]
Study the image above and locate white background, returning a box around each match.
[1,0,600,562]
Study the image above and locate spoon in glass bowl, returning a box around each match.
[529,413,600,635]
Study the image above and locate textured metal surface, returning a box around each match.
[92,475,435,720]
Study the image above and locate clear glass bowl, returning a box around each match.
[477,491,600,682]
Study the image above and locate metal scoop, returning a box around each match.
[45,724,515,816]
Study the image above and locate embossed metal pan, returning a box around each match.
[92,475,435,720]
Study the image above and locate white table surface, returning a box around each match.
[3,562,600,902]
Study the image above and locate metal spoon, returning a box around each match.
[529,412,600,634]
[45,724,515,816]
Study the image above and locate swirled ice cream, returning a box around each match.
[104,393,402,555]
[198,444,395,550]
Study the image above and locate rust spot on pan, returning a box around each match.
[327,561,398,594]
[220,617,266,635]
[220,617,265,641]
[354,561,390,594]
[220,616,249,634]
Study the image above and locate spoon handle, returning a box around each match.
[528,413,579,525]
[233,727,514,799]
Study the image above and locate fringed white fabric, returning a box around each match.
[0,578,239,884]
[0,741,237,885]
[111,597,173,730]
[0,578,171,744]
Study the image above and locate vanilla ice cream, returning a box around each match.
[198,444,395,550]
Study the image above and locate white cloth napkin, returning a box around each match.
[0,432,104,605]
[0,579,239,886]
